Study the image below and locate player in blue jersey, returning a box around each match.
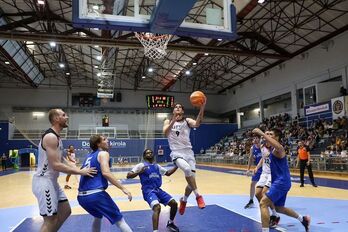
[252,128,311,232]
[244,136,263,209]
[127,148,179,232]
[78,135,133,232]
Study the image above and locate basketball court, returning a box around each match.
[0,164,347,231]
[0,0,348,232]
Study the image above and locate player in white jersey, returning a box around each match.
[32,109,97,232]
[64,145,79,189]
[163,102,206,215]
[253,131,280,228]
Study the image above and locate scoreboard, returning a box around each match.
[146,95,174,108]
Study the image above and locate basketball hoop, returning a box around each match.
[135,32,172,59]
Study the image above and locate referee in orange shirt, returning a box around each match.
[296,140,317,187]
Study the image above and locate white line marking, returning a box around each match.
[216,204,287,232]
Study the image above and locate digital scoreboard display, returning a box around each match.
[146,95,174,108]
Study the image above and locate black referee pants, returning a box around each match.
[299,159,315,185]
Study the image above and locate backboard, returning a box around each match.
[73,0,237,40]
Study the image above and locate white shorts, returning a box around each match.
[32,176,67,216]
[256,173,272,188]
[170,149,196,171]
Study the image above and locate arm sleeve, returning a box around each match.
[131,163,144,173]
[157,164,168,175]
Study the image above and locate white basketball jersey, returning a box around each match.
[168,119,192,151]
[261,146,271,174]
[34,128,64,180]
[69,152,76,162]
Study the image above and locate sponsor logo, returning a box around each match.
[333,100,343,114]
[82,141,90,147]
[81,140,126,148]
[305,103,330,115]
[109,140,126,148]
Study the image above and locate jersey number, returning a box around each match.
[85,157,92,168]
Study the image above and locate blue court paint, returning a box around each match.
[3,195,348,232]
[0,169,18,176]
[197,165,348,190]
[12,205,275,232]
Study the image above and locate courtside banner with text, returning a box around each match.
[304,102,331,116]
[331,96,345,120]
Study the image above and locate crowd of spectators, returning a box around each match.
[206,113,348,171]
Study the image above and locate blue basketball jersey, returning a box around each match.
[139,162,163,193]
[270,151,291,190]
[252,145,262,166]
[79,150,108,192]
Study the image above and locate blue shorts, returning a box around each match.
[252,169,262,182]
[143,188,173,209]
[265,186,289,207]
[77,191,122,224]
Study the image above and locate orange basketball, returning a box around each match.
[190,91,206,107]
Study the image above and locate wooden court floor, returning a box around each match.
[0,164,347,231]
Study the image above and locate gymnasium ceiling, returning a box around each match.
[0,0,347,94]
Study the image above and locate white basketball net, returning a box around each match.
[135,32,172,59]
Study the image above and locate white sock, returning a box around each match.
[183,196,188,202]
[153,230,158,232]
[271,208,278,216]
[193,189,200,197]
[262,228,270,232]
[116,218,133,232]
[297,215,303,222]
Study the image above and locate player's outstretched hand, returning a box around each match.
[80,167,97,177]
[245,170,252,177]
[123,189,132,201]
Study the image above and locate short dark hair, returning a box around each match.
[271,128,282,141]
[173,103,184,110]
[143,148,153,158]
[90,134,102,151]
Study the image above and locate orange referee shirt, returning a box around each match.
[298,147,309,160]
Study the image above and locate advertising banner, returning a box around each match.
[331,96,345,120]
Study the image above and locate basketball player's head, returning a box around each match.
[270,128,282,141]
[173,103,184,116]
[90,134,109,151]
[252,135,261,145]
[68,145,74,152]
[48,109,68,128]
[143,148,154,163]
